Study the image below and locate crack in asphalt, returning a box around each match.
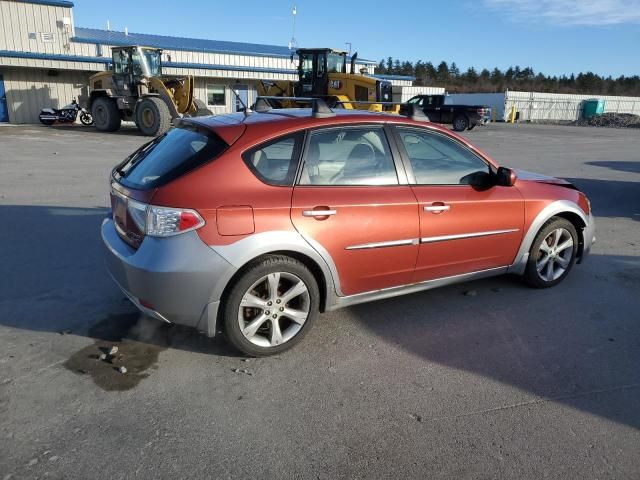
[427,382,640,421]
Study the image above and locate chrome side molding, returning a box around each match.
[345,238,419,250]
[421,228,519,244]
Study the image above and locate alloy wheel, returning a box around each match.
[535,227,574,282]
[237,272,310,348]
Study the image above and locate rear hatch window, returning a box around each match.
[113,124,228,190]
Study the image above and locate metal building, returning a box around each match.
[0,0,388,124]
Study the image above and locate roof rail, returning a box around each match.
[255,96,430,122]
[256,96,335,118]
[333,100,430,122]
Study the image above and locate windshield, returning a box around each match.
[299,53,313,82]
[327,52,345,73]
[131,48,162,77]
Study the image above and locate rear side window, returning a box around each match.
[114,125,227,189]
[298,126,398,186]
[242,132,304,186]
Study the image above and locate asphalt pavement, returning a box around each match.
[1,122,639,479]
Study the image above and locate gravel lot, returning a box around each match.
[1,122,639,479]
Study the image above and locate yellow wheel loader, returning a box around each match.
[257,48,399,113]
[87,46,211,136]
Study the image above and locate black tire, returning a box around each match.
[79,111,93,126]
[524,217,579,288]
[191,98,213,116]
[453,115,469,131]
[223,255,320,357]
[91,97,121,132]
[39,118,55,126]
[135,97,172,136]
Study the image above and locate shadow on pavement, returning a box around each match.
[0,205,239,363]
[566,177,640,221]
[48,124,146,137]
[586,160,640,174]
[348,251,640,429]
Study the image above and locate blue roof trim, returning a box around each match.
[73,28,297,59]
[12,0,74,7]
[71,27,378,65]
[371,74,416,81]
[165,62,295,75]
[0,50,297,75]
[0,50,109,64]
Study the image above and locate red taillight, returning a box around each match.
[146,205,205,237]
[139,298,154,309]
[178,211,203,231]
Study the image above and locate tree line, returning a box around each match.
[376,57,640,96]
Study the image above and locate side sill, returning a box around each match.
[326,266,509,311]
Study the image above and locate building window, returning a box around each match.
[40,32,55,43]
[207,85,226,106]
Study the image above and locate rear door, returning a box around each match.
[392,126,524,282]
[290,124,419,296]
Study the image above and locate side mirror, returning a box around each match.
[496,167,517,187]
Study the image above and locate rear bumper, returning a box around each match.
[101,218,236,335]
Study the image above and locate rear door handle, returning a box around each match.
[303,209,336,217]
[424,204,450,213]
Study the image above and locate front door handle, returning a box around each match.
[303,208,336,219]
[424,203,450,213]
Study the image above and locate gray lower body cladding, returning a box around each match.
[101,218,236,333]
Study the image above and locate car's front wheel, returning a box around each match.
[524,217,578,288]
[223,255,320,356]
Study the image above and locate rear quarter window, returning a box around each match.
[242,132,305,186]
[114,125,227,189]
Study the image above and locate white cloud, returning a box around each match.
[484,0,640,25]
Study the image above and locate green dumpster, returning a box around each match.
[583,99,605,120]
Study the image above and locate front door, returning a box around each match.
[393,126,524,281]
[0,75,8,122]
[291,125,419,296]
[233,84,249,112]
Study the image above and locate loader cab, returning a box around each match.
[111,46,163,94]
[295,48,348,97]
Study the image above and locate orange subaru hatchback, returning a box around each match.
[102,103,595,356]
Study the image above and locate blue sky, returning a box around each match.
[72,0,639,77]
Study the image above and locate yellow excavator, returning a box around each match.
[87,46,210,136]
[257,48,398,112]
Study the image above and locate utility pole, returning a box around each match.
[345,42,352,55]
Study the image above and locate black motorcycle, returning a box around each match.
[39,98,93,126]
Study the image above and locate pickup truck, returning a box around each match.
[406,94,489,131]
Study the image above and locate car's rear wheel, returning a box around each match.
[524,217,578,288]
[223,255,320,356]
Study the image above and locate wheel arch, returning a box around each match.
[509,200,589,275]
[207,231,341,334]
[218,250,330,317]
[554,211,587,262]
